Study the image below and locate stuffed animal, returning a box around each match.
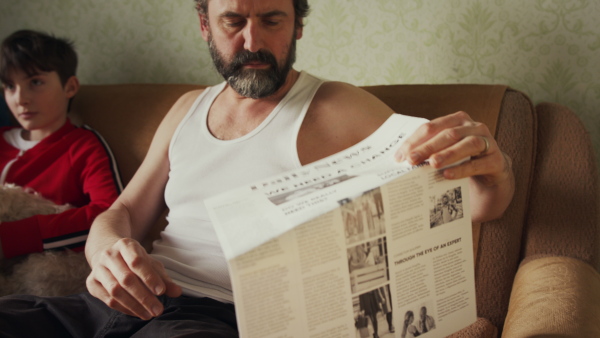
[0,183,91,297]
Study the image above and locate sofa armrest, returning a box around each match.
[524,102,600,267]
[502,256,600,337]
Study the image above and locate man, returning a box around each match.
[417,306,436,334]
[0,0,514,336]
[440,193,459,224]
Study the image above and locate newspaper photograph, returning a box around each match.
[205,113,477,338]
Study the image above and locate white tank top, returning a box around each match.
[152,71,325,302]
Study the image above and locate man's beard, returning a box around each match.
[208,34,296,99]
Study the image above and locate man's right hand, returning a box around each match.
[83,90,201,320]
[86,237,182,320]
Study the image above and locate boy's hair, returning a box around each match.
[0,29,77,86]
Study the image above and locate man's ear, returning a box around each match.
[64,76,79,99]
[199,14,210,41]
[296,19,304,40]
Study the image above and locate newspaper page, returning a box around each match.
[205,113,477,338]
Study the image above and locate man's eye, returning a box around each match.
[264,20,279,26]
[226,20,245,28]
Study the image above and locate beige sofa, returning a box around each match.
[70,83,600,337]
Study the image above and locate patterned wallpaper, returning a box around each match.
[1,0,599,163]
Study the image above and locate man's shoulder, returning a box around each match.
[308,80,393,131]
[149,87,210,145]
[178,88,206,106]
[314,81,354,103]
[312,81,393,116]
[296,80,395,164]
[169,88,208,118]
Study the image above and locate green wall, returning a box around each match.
[1,0,599,163]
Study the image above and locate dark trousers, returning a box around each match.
[0,292,238,338]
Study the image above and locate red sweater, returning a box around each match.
[0,120,122,258]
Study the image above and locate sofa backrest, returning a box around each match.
[71,84,206,186]
[71,83,538,331]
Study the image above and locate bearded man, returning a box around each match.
[0,0,514,336]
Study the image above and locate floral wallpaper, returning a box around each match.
[1,0,599,163]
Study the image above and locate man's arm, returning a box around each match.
[301,82,514,222]
[85,90,202,320]
[396,111,514,222]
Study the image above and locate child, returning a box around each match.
[0,29,122,264]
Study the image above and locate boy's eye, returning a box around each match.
[2,84,14,91]
[31,79,44,86]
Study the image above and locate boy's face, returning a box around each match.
[2,69,78,141]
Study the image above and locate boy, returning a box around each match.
[0,29,122,262]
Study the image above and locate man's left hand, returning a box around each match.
[395,111,514,222]
[396,111,511,186]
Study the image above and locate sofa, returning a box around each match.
[69,82,600,337]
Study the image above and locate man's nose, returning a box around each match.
[242,21,264,53]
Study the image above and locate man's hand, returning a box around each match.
[396,111,514,221]
[86,238,182,320]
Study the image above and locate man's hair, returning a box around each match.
[0,29,77,86]
[194,0,310,28]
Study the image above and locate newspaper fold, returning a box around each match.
[206,113,476,338]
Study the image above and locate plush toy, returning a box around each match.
[0,184,91,297]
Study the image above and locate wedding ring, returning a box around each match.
[479,136,490,156]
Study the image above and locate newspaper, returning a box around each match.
[205,113,477,338]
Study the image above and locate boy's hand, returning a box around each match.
[86,238,181,320]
